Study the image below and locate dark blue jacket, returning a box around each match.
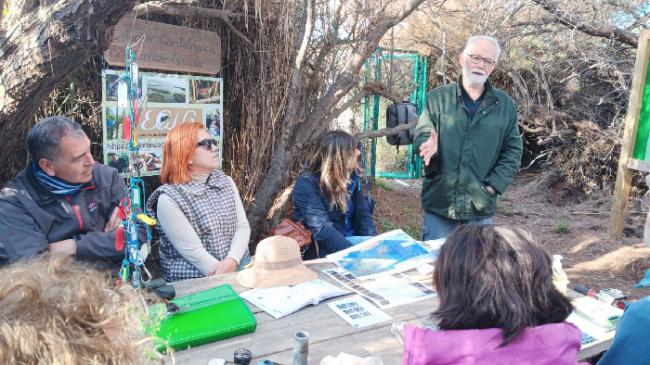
[292,172,377,259]
[597,296,650,365]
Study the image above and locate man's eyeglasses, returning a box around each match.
[197,138,219,150]
[465,53,496,67]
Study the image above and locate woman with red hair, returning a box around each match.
[146,122,250,282]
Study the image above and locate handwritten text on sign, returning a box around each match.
[104,17,222,75]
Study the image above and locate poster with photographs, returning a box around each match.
[101,70,223,176]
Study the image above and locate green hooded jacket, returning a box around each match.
[413,80,522,220]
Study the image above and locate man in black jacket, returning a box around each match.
[0,116,128,265]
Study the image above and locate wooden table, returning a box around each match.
[170,260,613,364]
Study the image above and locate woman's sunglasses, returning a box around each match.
[196,138,219,150]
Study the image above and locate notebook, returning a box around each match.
[149,284,257,351]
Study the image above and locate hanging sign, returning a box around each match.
[105,16,222,75]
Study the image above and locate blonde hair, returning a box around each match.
[0,255,163,365]
[307,130,359,212]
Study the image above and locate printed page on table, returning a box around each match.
[327,229,435,278]
[328,295,392,328]
[418,237,446,255]
[323,266,436,309]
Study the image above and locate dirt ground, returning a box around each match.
[371,170,650,301]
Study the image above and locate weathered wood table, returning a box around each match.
[170,259,613,364]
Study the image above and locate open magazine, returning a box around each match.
[566,296,624,346]
[327,230,434,278]
[239,279,350,319]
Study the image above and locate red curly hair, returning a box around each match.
[161,122,204,185]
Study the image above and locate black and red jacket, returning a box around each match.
[0,163,126,265]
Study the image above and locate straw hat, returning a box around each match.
[236,236,318,288]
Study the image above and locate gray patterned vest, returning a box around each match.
[147,171,238,281]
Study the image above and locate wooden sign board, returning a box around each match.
[609,30,650,239]
[105,16,221,75]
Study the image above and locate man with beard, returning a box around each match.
[414,35,522,240]
[0,116,130,265]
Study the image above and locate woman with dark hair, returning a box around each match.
[292,130,377,259]
[403,225,584,365]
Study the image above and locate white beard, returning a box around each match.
[462,65,489,86]
[465,72,488,85]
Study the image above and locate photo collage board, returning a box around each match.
[102,70,223,176]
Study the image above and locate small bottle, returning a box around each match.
[292,331,309,365]
[551,255,569,294]
[233,348,252,365]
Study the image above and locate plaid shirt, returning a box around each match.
[147,171,237,281]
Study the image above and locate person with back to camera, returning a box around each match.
[146,122,250,282]
[403,224,585,365]
[0,255,161,364]
[292,130,377,259]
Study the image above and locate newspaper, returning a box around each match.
[323,266,436,309]
[239,279,350,319]
[327,230,435,278]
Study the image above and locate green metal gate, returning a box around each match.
[362,48,429,179]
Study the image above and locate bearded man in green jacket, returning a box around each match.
[414,35,523,240]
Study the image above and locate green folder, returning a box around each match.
[150,284,257,351]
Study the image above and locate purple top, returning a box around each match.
[403,322,588,365]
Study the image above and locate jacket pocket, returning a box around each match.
[470,183,497,217]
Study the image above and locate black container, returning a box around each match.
[233,348,252,365]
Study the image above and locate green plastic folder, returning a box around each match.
[151,284,257,351]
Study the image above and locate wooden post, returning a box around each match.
[609,30,650,239]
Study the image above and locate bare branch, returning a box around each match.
[133,1,257,51]
[327,81,409,122]
[531,0,638,47]
[362,81,406,103]
[294,0,315,72]
[357,120,417,140]
[298,0,427,141]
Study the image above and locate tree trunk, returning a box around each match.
[246,0,427,241]
[0,0,135,183]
